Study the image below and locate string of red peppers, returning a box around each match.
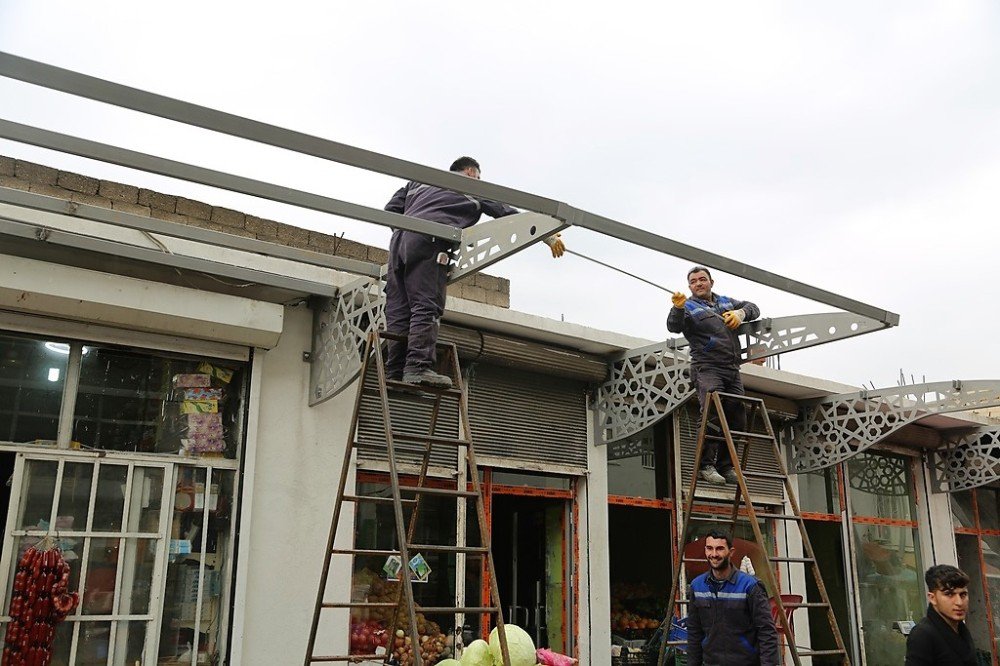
[2,545,79,666]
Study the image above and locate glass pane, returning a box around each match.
[17,459,57,529]
[607,428,663,499]
[852,522,923,665]
[74,346,246,458]
[492,470,573,491]
[798,467,840,514]
[127,466,164,533]
[114,620,146,664]
[955,534,992,657]
[951,490,976,528]
[608,506,670,640]
[847,452,916,521]
[160,467,234,663]
[49,620,74,666]
[982,535,1000,659]
[978,488,1000,531]
[56,462,94,532]
[0,334,67,443]
[92,464,128,531]
[82,537,120,615]
[118,538,157,615]
[75,621,111,665]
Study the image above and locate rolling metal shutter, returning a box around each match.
[677,401,784,503]
[467,363,589,473]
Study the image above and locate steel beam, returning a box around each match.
[0,119,461,243]
[788,380,1000,472]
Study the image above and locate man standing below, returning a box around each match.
[687,530,779,666]
[905,564,977,665]
[384,157,564,388]
[667,267,759,485]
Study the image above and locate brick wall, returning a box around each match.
[0,156,510,308]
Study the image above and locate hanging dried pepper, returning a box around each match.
[2,544,79,666]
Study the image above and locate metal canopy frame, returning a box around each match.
[0,51,897,324]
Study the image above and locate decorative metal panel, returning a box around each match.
[308,275,384,406]
[789,380,1000,472]
[597,313,886,444]
[930,427,1000,493]
[450,212,566,282]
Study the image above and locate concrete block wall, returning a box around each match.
[0,155,510,308]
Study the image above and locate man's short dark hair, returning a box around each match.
[925,564,970,592]
[450,156,480,172]
[687,266,712,281]
[704,529,732,548]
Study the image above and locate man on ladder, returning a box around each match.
[668,266,760,485]
[384,156,566,388]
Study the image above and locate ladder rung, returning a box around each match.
[342,494,417,506]
[402,487,479,498]
[377,331,458,350]
[322,602,398,609]
[309,654,384,662]
[728,430,775,440]
[681,557,706,564]
[687,515,727,523]
[391,432,470,447]
[408,543,488,554]
[665,640,687,646]
[797,649,847,656]
[753,512,802,521]
[769,556,814,563]
[416,606,500,614]
[781,602,831,609]
[742,470,788,480]
[383,380,462,396]
[331,548,400,557]
[714,392,765,404]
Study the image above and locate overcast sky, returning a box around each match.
[1,2,998,390]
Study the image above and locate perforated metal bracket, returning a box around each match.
[789,380,1000,472]
[449,212,567,283]
[930,427,1000,492]
[309,275,385,406]
[596,313,887,444]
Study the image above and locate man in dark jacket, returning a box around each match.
[687,530,779,665]
[667,267,759,484]
[905,564,977,665]
[384,157,564,387]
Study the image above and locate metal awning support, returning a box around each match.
[596,312,884,443]
[929,427,1000,493]
[788,380,1000,472]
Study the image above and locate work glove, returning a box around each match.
[671,292,687,309]
[722,308,746,330]
[543,233,565,258]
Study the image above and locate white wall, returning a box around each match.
[583,409,612,665]
[236,303,360,663]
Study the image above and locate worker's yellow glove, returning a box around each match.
[543,233,565,258]
[722,309,746,330]
[671,292,687,309]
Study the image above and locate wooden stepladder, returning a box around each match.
[305,330,511,665]
[657,391,850,666]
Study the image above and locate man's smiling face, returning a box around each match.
[688,270,713,300]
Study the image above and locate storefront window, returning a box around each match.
[607,424,669,499]
[952,484,1000,662]
[682,519,775,592]
[951,490,976,528]
[0,334,68,444]
[847,452,916,521]
[74,346,246,459]
[798,467,840,515]
[955,533,993,658]
[608,506,669,639]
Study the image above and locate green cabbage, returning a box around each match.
[461,639,492,666]
[437,660,461,666]
[488,624,536,666]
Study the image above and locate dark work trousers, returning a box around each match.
[691,364,747,473]
[384,230,449,377]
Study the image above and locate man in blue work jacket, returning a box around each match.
[384,157,564,388]
[667,267,759,484]
[687,530,779,666]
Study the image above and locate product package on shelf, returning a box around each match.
[159,365,236,456]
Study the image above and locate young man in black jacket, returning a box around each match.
[905,564,977,665]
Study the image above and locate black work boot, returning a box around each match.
[402,369,452,389]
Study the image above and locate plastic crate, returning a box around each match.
[611,650,653,666]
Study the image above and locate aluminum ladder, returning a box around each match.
[305,330,511,665]
[656,391,850,666]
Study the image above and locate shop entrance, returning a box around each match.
[490,494,568,651]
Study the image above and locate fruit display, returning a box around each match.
[609,582,664,637]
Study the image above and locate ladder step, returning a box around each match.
[769,556,815,563]
[331,548,400,557]
[408,543,489,554]
[383,380,462,396]
[742,470,788,481]
[309,654,384,662]
[391,432,470,447]
[728,430,775,440]
[322,602,399,609]
[342,494,417,506]
[781,602,831,609]
[415,606,500,614]
[714,392,765,404]
[753,512,802,521]
[797,649,847,656]
[377,330,458,350]
[402,487,479,499]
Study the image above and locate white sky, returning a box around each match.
[1,2,998,389]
